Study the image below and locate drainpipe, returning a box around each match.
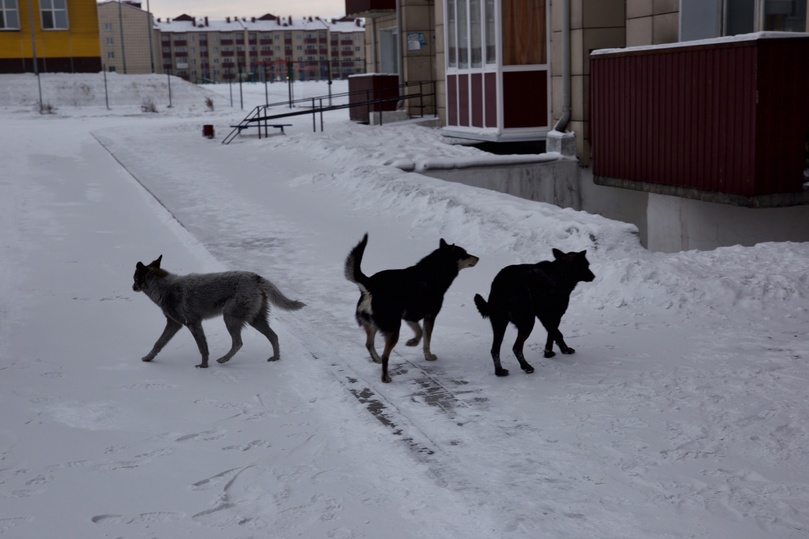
[370,17,378,71]
[396,0,404,94]
[553,0,571,132]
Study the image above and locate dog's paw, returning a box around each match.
[267,355,280,362]
[424,352,438,361]
[521,364,535,374]
[141,356,154,362]
[405,337,421,347]
[561,347,576,355]
[382,374,392,383]
[544,350,556,358]
[195,363,209,369]
[495,368,510,377]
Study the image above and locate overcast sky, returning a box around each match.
[143,0,348,21]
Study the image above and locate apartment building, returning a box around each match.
[97,1,159,73]
[155,14,366,83]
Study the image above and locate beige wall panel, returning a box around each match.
[653,0,679,14]
[582,0,626,29]
[627,0,653,19]
[627,16,653,46]
[570,28,583,76]
[652,12,678,44]
[582,27,625,74]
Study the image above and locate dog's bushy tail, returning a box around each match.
[262,280,306,311]
[473,294,489,319]
[344,233,371,288]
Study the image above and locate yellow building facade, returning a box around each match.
[0,0,101,73]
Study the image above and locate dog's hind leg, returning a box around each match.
[552,328,575,355]
[142,317,183,363]
[380,330,399,383]
[363,324,382,363]
[405,320,423,347]
[489,315,510,376]
[248,313,281,362]
[186,321,211,368]
[215,314,244,365]
[421,315,438,361]
[540,316,574,356]
[512,318,536,373]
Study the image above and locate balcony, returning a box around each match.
[590,33,809,207]
[345,0,395,17]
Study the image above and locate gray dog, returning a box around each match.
[132,255,305,368]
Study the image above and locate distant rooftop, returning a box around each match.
[154,13,365,34]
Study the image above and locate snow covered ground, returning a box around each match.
[1,73,809,538]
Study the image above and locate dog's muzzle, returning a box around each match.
[132,283,141,292]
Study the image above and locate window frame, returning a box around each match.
[40,0,68,30]
[0,0,20,30]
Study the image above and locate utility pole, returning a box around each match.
[146,0,155,73]
[117,0,127,73]
[26,0,43,113]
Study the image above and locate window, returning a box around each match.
[485,0,495,63]
[457,0,468,67]
[104,21,112,31]
[0,0,20,30]
[470,0,481,67]
[107,51,115,59]
[448,0,499,70]
[763,0,807,31]
[447,0,456,67]
[40,0,68,30]
[105,37,113,45]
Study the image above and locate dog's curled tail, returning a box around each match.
[263,280,306,311]
[473,294,489,319]
[344,233,371,288]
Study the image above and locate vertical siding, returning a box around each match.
[447,74,458,126]
[756,40,809,196]
[484,72,497,127]
[591,37,809,198]
[471,73,483,127]
[458,74,469,127]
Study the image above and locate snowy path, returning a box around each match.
[96,116,809,537]
[1,101,809,538]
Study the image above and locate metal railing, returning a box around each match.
[222,80,436,145]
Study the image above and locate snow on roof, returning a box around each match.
[592,31,809,56]
[155,16,364,34]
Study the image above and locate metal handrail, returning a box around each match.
[222,80,437,144]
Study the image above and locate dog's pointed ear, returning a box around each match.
[440,238,449,248]
[136,261,145,270]
[579,250,587,256]
[148,255,162,268]
[552,248,564,259]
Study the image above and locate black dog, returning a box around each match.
[474,249,595,376]
[344,234,479,383]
